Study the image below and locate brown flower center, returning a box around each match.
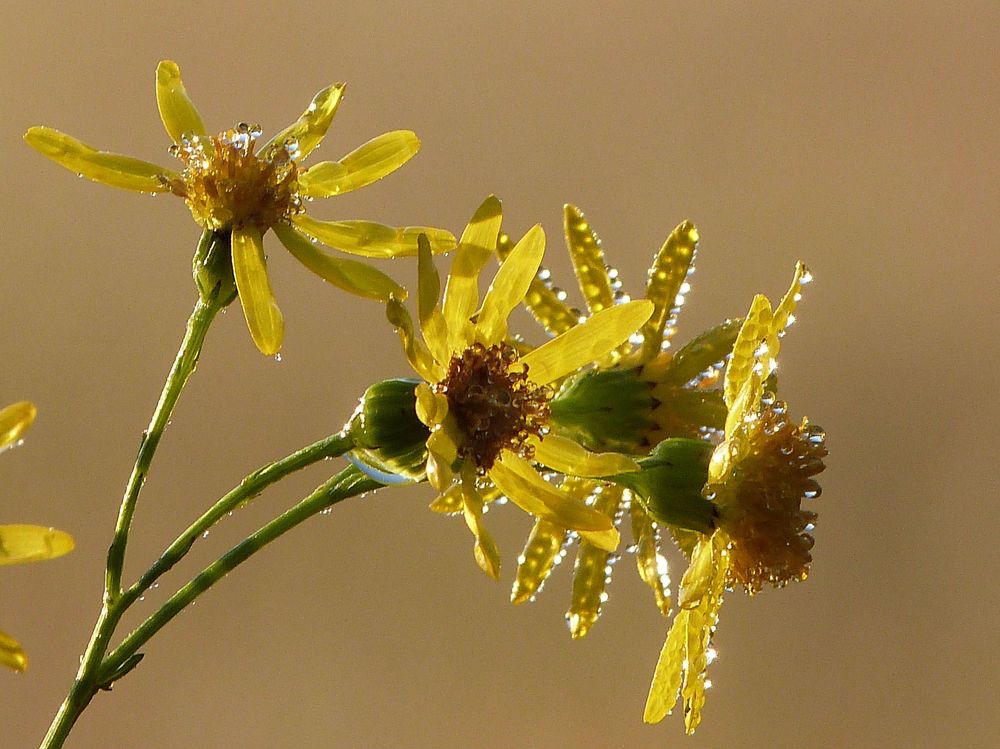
[435,342,551,471]
[714,399,827,594]
[166,123,303,232]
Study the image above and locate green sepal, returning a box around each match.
[610,438,716,534]
[346,378,429,484]
[550,367,658,453]
[193,229,238,306]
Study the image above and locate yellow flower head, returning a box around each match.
[386,197,654,579]
[0,401,74,672]
[644,262,826,733]
[25,60,456,355]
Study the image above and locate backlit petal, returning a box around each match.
[519,299,653,385]
[232,228,284,355]
[386,298,443,382]
[640,220,698,361]
[299,130,420,197]
[723,294,772,410]
[0,525,75,566]
[511,518,568,604]
[155,60,206,143]
[461,467,501,580]
[767,261,809,360]
[274,223,404,302]
[567,484,624,638]
[630,502,672,616]
[417,236,450,364]
[498,233,579,338]
[263,83,346,161]
[292,215,456,258]
[564,205,614,314]
[24,127,175,193]
[476,224,546,344]
[678,535,716,609]
[0,401,36,451]
[0,630,27,671]
[426,427,458,492]
[530,433,639,477]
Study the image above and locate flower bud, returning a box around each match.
[192,229,237,306]
[346,378,430,484]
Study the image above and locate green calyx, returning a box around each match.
[193,229,238,306]
[346,378,430,484]
[550,367,659,453]
[611,438,717,534]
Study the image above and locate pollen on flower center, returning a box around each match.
[166,123,303,232]
[435,342,551,471]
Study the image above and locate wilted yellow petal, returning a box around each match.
[24,127,175,193]
[0,524,75,566]
[263,83,345,161]
[299,130,420,198]
[519,300,653,385]
[640,220,698,362]
[426,427,458,492]
[429,483,464,514]
[292,215,456,258]
[489,454,614,535]
[155,60,206,143]
[564,205,615,314]
[273,223,404,302]
[442,196,503,353]
[630,501,672,616]
[232,228,283,355]
[0,401,36,451]
[530,433,638,477]
[416,236,450,364]
[767,261,809,361]
[460,467,501,580]
[476,224,546,344]
[511,518,568,604]
[723,294,773,410]
[386,298,442,382]
[0,630,27,672]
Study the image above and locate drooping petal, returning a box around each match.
[519,299,654,385]
[476,224,546,344]
[639,220,699,361]
[567,484,624,638]
[416,236,450,364]
[298,130,420,197]
[631,501,672,616]
[442,196,503,353]
[564,205,614,314]
[232,228,284,355]
[386,298,443,382]
[414,382,448,428]
[263,83,346,161]
[723,294,773,410]
[489,454,617,541]
[292,215,456,258]
[24,127,176,193]
[0,525,75,566]
[678,535,718,609]
[273,223,404,302]
[460,466,501,580]
[0,401,36,451]
[530,433,639,477]
[429,482,464,514]
[511,517,568,604]
[426,427,458,492]
[0,630,27,671]
[155,60,206,143]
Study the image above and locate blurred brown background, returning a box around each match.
[2,2,997,747]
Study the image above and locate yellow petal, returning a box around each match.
[232,228,284,355]
[429,483,464,514]
[767,261,809,359]
[416,236,450,364]
[498,233,580,338]
[263,83,346,161]
[24,127,175,193]
[299,130,420,197]
[442,196,503,353]
[724,369,764,441]
[476,224,546,344]
[567,484,624,638]
[678,535,717,609]
[386,298,443,382]
[426,427,458,492]
[564,205,614,314]
[414,383,448,427]
[530,433,638,477]
[292,215,456,258]
[488,454,614,534]
[0,401,36,451]
[643,609,687,724]
[0,525,75,566]
[460,467,501,580]
[519,299,653,385]
[273,223,404,302]
[630,501,672,616]
[640,220,699,362]
[155,60,206,143]
[511,518,568,604]
[724,294,772,410]
[0,630,28,671]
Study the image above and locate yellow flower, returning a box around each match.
[385,197,654,579]
[0,401,74,672]
[25,60,456,355]
[508,206,728,637]
[644,262,827,733]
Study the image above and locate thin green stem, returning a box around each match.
[99,464,380,683]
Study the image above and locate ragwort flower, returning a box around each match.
[25,60,455,355]
[385,197,654,579]
[507,206,737,636]
[1,401,74,672]
[643,262,827,733]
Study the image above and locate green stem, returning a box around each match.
[99,464,380,683]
